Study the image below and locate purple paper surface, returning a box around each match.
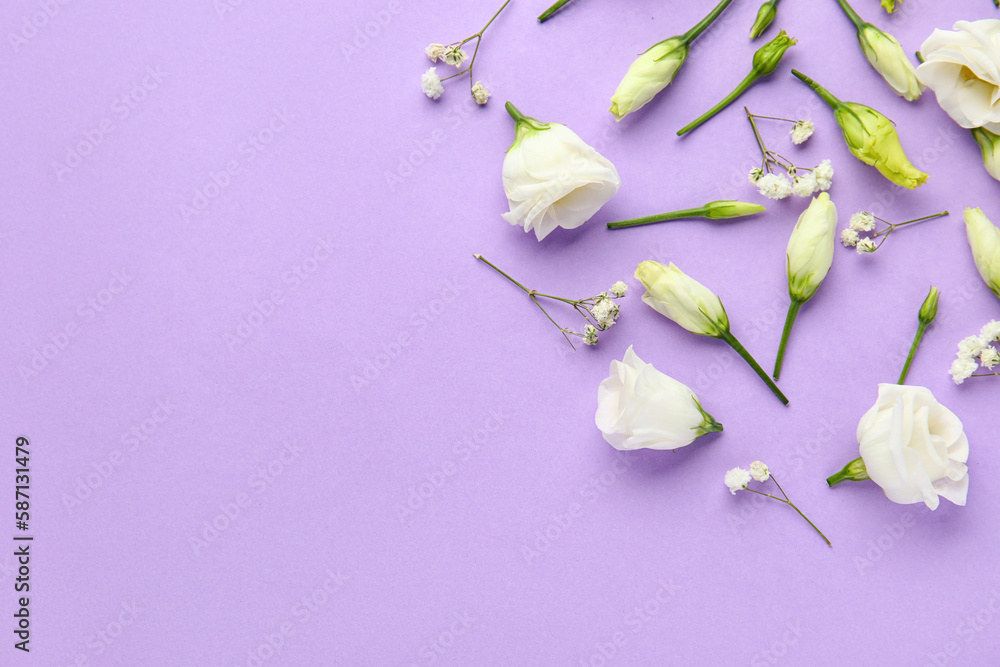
[2,0,999,664]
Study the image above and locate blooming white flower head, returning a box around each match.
[583,325,599,346]
[750,461,770,483]
[425,43,448,62]
[442,45,467,67]
[610,281,628,298]
[981,346,1000,370]
[958,335,987,359]
[981,320,1000,342]
[850,212,876,232]
[791,120,814,144]
[421,68,444,100]
[786,192,837,302]
[725,467,752,494]
[471,81,490,105]
[950,356,979,384]
[748,167,764,185]
[813,159,834,191]
[841,228,860,247]
[857,238,877,254]
[792,173,819,198]
[756,172,792,200]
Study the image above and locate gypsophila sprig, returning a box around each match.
[745,108,833,200]
[475,254,626,349]
[725,462,831,546]
[421,0,510,104]
[950,320,1000,384]
[840,210,949,254]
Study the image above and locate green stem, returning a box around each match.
[607,208,710,229]
[479,0,511,35]
[718,329,789,405]
[745,486,831,546]
[791,69,843,110]
[834,0,865,28]
[474,253,531,293]
[773,299,803,380]
[537,0,572,22]
[898,322,927,385]
[678,71,758,136]
[827,456,869,487]
[680,0,735,44]
[895,211,950,227]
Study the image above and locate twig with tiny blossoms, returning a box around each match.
[474,254,627,349]
[840,210,949,254]
[745,107,833,200]
[422,0,510,104]
[950,320,1000,384]
[725,462,831,546]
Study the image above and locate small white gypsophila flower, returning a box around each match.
[725,467,752,494]
[841,228,860,247]
[750,461,770,483]
[950,356,979,384]
[471,81,490,105]
[856,238,877,254]
[591,299,618,328]
[748,167,764,185]
[813,160,834,191]
[981,346,1000,370]
[421,68,444,100]
[442,46,467,67]
[981,320,1000,343]
[610,281,628,298]
[850,212,876,232]
[792,173,819,197]
[757,173,792,200]
[791,120,815,145]
[425,43,448,62]
[583,325,599,346]
[958,335,987,358]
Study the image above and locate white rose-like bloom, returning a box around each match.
[857,384,969,510]
[609,38,688,121]
[501,103,621,241]
[857,24,923,101]
[786,192,837,302]
[634,260,730,337]
[595,346,722,451]
[916,20,1000,132]
[963,207,1000,299]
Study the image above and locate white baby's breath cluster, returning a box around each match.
[579,287,629,345]
[950,320,1000,384]
[791,120,814,145]
[841,211,882,253]
[749,159,833,200]
[727,461,770,493]
[420,2,510,104]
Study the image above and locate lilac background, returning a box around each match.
[2,0,999,664]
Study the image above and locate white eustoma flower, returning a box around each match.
[917,20,1000,132]
[951,357,979,384]
[857,24,923,101]
[841,228,860,247]
[963,207,1000,299]
[856,384,969,510]
[725,467,752,494]
[750,461,770,482]
[596,346,722,451]
[501,102,621,241]
[421,68,444,99]
[786,193,837,302]
[634,260,730,337]
[791,120,814,144]
[609,38,688,121]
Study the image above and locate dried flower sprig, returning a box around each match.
[745,107,833,200]
[840,210,949,254]
[475,254,627,349]
[950,320,1000,384]
[726,462,831,546]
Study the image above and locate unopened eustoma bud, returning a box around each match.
[749,0,778,40]
[963,207,1000,299]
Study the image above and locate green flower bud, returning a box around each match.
[963,207,1000,300]
[749,0,778,39]
[834,102,928,189]
[857,23,922,101]
[752,30,797,77]
[881,0,900,12]
[635,261,730,337]
[786,193,837,302]
[702,200,767,219]
[918,286,940,326]
[827,456,869,487]
[971,127,1000,182]
[609,38,689,121]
